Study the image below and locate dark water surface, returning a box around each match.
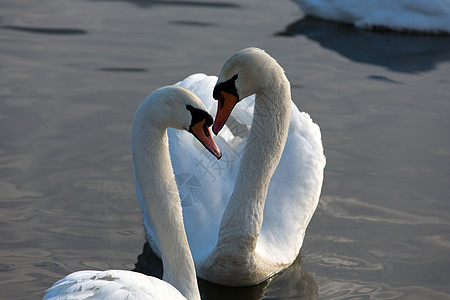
[1,0,449,299]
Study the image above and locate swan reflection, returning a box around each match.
[276,17,450,73]
[133,242,318,300]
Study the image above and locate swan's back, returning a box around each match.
[43,270,186,300]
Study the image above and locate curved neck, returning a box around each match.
[217,75,291,252]
[132,114,200,300]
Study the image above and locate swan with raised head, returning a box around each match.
[146,48,326,286]
[43,85,222,300]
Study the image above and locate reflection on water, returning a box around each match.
[133,242,318,300]
[169,20,218,27]
[98,67,148,72]
[318,280,398,299]
[276,17,450,73]
[1,25,88,35]
[87,0,241,8]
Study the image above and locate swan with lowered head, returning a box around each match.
[145,48,326,286]
[43,85,221,300]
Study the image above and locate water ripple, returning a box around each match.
[2,25,87,35]
[98,67,148,72]
[88,0,240,8]
[319,195,448,226]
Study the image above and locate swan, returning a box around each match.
[292,0,450,34]
[143,48,326,286]
[43,85,222,300]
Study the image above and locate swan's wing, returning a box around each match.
[257,104,326,265]
[175,73,217,112]
[43,270,186,300]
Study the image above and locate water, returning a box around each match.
[1,0,449,299]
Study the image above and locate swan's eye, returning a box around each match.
[203,122,210,137]
[186,105,212,128]
[213,74,239,101]
[219,95,225,110]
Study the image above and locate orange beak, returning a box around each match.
[190,120,222,159]
[212,91,239,135]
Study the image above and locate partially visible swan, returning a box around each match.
[144,48,326,286]
[292,0,450,34]
[43,86,222,300]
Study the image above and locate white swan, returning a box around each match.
[143,48,326,286]
[43,86,222,300]
[292,0,450,34]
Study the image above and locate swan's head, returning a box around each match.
[212,47,283,134]
[140,85,222,159]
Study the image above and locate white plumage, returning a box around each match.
[43,270,186,300]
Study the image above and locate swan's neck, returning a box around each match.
[217,75,291,253]
[132,120,200,300]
